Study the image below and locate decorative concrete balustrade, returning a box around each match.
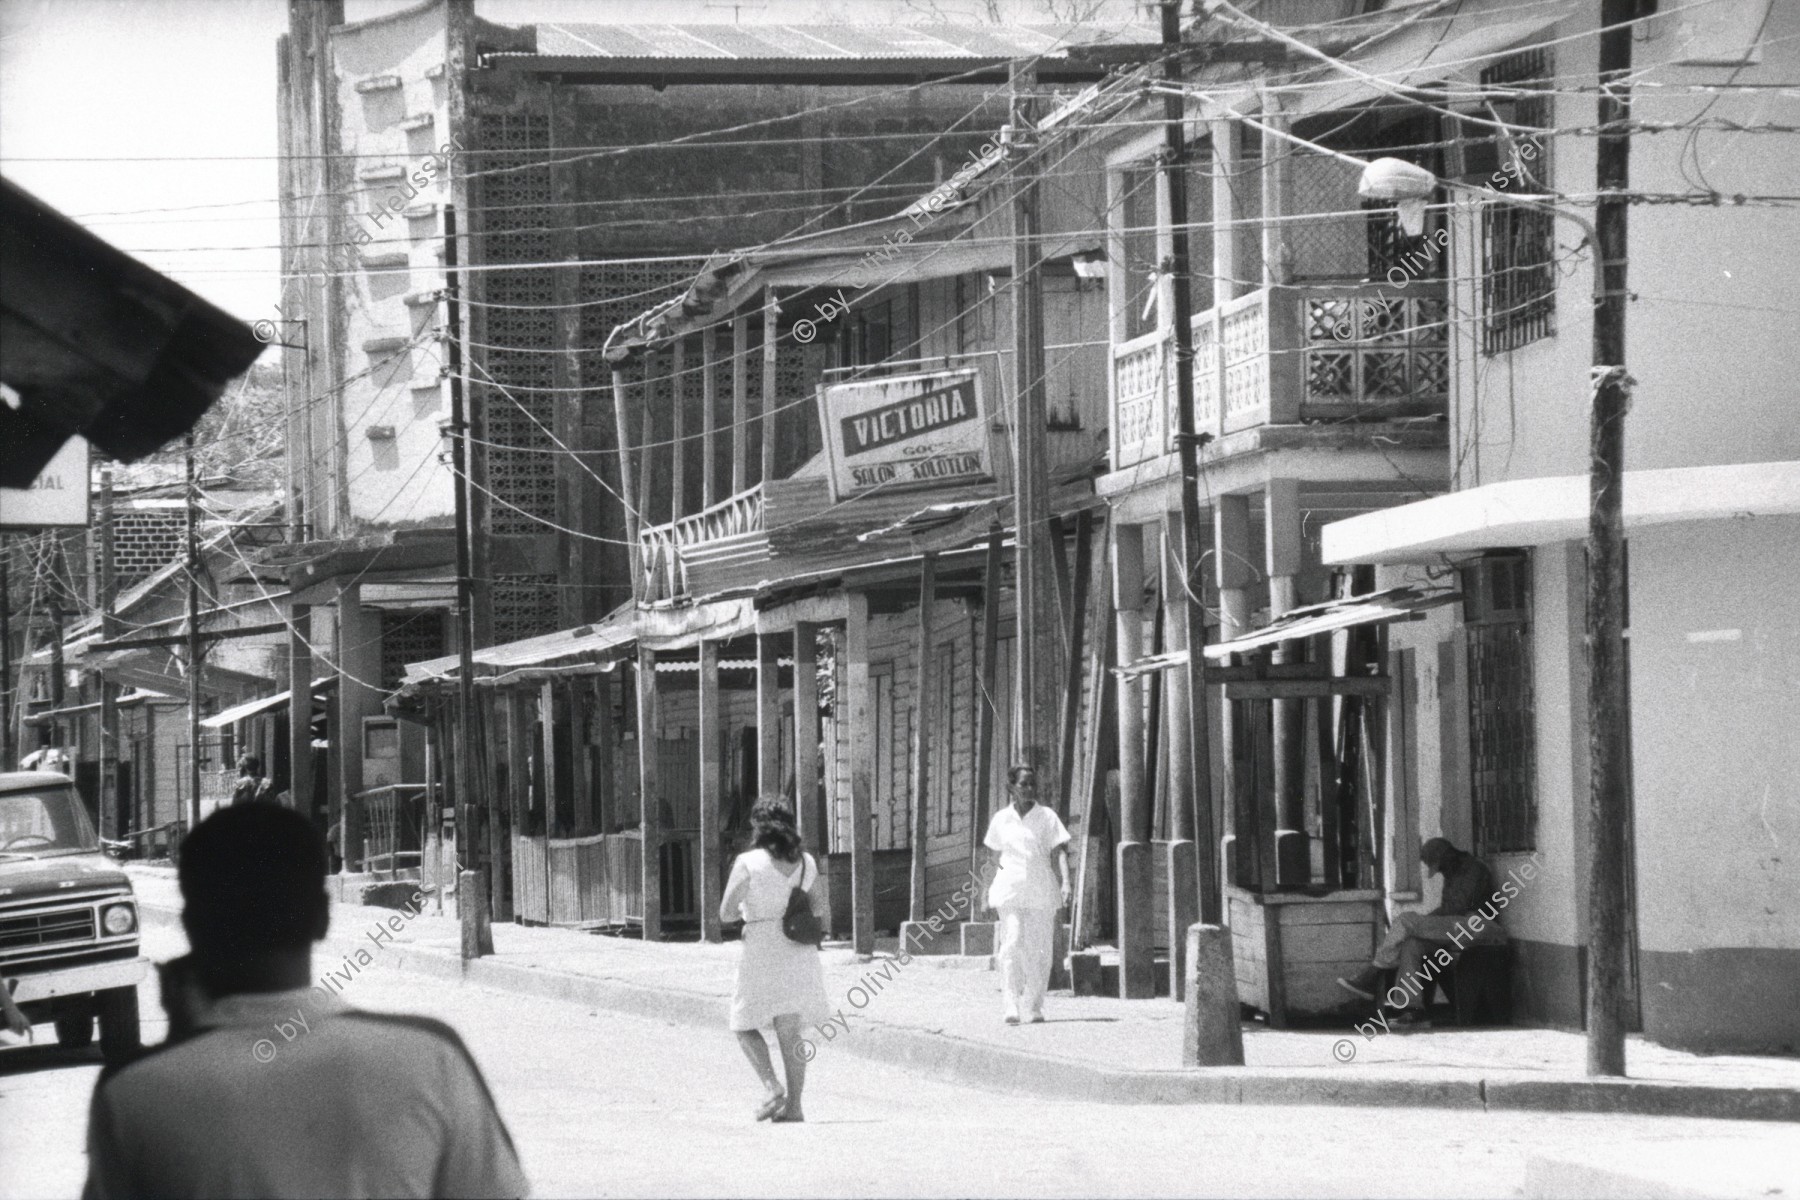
[1110,282,1449,471]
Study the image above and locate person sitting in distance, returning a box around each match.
[1336,836,1507,1023]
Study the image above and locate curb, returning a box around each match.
[135,903,1800,1123]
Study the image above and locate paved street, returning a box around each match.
[5,926,1797,1199]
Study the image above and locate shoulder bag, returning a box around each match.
[780,854,824,947]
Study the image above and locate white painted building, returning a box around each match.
[1324,0,1800,1053]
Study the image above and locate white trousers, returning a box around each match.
[996,905,1055,1018]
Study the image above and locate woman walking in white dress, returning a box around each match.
[720,798,829,1122]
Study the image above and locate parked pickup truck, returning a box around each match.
[1,770,147,1062]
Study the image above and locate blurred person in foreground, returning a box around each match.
[82,804,527,1199]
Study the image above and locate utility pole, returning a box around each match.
[98,464,120,837]
[445,204,490,960]
[48,595,64,750]
[1585,0,1635,1080]
[184,434,203,839]
[1008,59,1058,787]
[0,542,12,767]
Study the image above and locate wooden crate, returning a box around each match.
[1229,885,1381,1020]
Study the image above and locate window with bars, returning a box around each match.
[1479,48,1556,354]
[1462,552,1536,854]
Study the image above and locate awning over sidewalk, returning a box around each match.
[1322,460,1800,565]
[397,597,757,696]
[1200,585,1461,659]
[200,678,336,729]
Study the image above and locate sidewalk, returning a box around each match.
[126,866,1800,1123]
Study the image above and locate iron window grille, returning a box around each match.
[1479,47,1556,355]
[1462,551,1537,854]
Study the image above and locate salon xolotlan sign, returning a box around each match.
[819,369,991,501]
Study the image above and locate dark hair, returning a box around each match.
[1420,837,1461,868]
[748,796,802,862]
[238,754,261,775]
[1007,764,1038,787]
[179,805,328,964]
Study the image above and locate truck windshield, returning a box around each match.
[0,787,100,856]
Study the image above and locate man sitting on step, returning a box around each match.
[1336,837,1508,1023]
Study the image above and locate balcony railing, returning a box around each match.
[637,485,765,602]
[1110,282,1448,470]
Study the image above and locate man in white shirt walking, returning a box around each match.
[84,804,527,1199]
[982,764,1072,1024]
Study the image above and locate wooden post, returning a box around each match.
[609,369,643,600]
[96,467,120,838]
[698,639,723,943]
[671,337,686,524]
[1214,493,1254,890]
[1265,477,1304,884]
[424,709,441,907]
[504,688,528,836]
[845,593,875,957]
[1112,522,1154,998]
[731,316,749,496]
[793,622,823,853]
[636,648,661,941]
[1162,519,1198,1000]
[701,328,718,509]
[757,632,782,799]
[539,680,561,839]
[761,287,778,485]
[1158,6,1226,991]
[287,603,313,826]
[0,548,12,770]
[637,651,658,942]
[482,691,510,921]
[183,437,203,839]
[1587,0,1635,1080]
[908,552,937,922]
[592,674,613,833]
[1071,528,1115,951]
[1009,59,1058,784]
[1056,512,1093,821]
[571,679,593,834]
[972,526,1003,865]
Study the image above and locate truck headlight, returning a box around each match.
[102,903,137,935]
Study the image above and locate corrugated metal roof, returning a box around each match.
[524,23,1154,62]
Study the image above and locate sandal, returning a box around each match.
[754,1090,787,1121]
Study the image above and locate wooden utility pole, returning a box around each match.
[1009,60,1057,780]
[1159,0,1220,927]
[908,551,937,922]
[446,203,491,959]
[97,464,119,837]
[183,435,203,838]
[1585,0,1635,1079]
[0,544,13,767]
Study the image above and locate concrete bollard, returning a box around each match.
[1183,923,1245,1066]
[459,868,494,960]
